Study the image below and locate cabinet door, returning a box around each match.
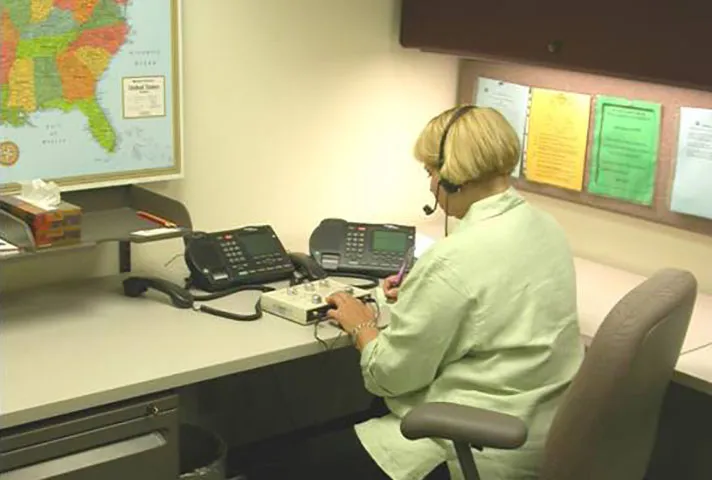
[400,0,712,90]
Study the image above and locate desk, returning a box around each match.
[2,256,712,432]
[574,257,712,353]
[0,277,350,429]
[675,345,712,396]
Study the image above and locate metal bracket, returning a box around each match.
[119,241,131,273]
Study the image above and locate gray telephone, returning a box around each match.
[309,218,416,278]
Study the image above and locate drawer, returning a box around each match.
[0,393,179,480]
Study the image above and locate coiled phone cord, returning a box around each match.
[192,284,276,321]
[182,275,277,321]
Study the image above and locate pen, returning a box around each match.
[136,210,177,228]
[393,247,415,287]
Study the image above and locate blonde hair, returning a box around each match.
[413,105,520,186]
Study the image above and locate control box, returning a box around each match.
[260,279,371,325]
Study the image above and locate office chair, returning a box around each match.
[401,268,697,480]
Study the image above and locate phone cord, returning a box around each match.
[192,284,276,321]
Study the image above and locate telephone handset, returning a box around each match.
[184,225,295,292]
[123,276,275,321]
[289,251,328,281]
[309,218,416,277]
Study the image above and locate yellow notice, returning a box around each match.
[525,88,592,190]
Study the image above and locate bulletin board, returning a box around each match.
[458,58,712,237]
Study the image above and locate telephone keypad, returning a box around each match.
[219,240,247,269]
[345,230,365,262]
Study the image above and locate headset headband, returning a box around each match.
[437,105,475,193]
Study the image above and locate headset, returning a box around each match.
[423,105,476,216]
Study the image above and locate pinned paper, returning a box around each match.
[587,96,661,206]
[474,77,530,177]
[670,107,712,220]
[525,88,591,190]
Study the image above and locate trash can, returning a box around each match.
[178,423,227,480]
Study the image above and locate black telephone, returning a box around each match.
[123,224,328,321]
[184,225,296,292]
[309,218,416,277]
[123,222,391,320]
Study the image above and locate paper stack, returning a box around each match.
[0,237,20,256]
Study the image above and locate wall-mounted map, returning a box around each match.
[0,0,182,190]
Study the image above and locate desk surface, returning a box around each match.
[675,346,712,396]
[0,278,350,429]
[574,257,712,353]
[2,256,711,430]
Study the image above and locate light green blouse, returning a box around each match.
[354,187,585,480]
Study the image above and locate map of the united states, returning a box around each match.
[1,0,129,153]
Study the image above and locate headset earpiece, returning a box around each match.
[436,105,475,194]
[438,178,461,194]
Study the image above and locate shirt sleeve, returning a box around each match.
[360,256,472,397]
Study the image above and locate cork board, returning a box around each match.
[458,58,712,237]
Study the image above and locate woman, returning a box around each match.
[268,105,584,480]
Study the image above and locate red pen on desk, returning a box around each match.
[136,210,177,228]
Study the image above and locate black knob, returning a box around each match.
[146,405,159,416]
[547,40,563,54]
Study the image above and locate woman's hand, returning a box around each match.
[326,292,379,350]
[325,292,375,332]
[383,274,401,301]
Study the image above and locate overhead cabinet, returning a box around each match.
[400,1,712,90]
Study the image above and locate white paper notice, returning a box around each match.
[0,237,19,256]
[474,77,531,177]
[122,76,166,119]
[670,107,712,220]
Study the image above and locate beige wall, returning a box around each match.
[3,0,712,294]
[525,192,712,291]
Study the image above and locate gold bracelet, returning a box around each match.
[350,320,377,338]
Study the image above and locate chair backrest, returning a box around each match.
[540,268,697,480]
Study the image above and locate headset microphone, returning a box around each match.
[422,182,441,215]
[422,200,436,216]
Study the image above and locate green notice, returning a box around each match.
[587,95,661,205]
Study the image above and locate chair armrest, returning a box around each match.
[400,402,528,450]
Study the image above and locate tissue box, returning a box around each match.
[0,195,82,248]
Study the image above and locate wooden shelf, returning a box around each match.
[0,185,193,268]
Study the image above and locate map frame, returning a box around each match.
[0,0,184,194]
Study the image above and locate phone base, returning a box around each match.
[260,279,371,325]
